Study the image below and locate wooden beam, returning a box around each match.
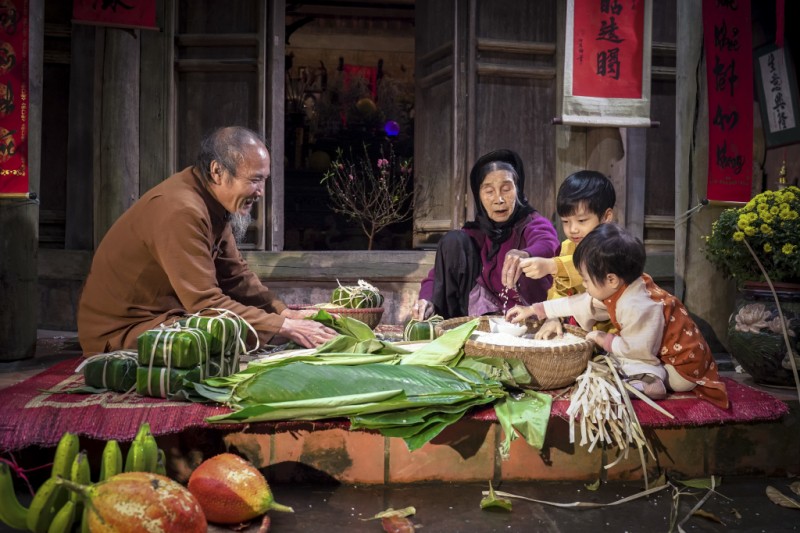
[176,33,259,47]
[94,28,140,245]
[476,63,556,79]
[140,0,171,195]
[65,24,94,250]
[476,38,556,55]
[174,59,258,72]
[0,0,43,360]
[267,0,286,251]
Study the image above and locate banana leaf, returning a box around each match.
[201,362,506,450]
[397,319,478,366]
[456,356,532,388]
[310,309,375,341]
[493,390,553,458]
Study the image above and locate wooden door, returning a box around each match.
[413,0,558,248]
[413,0,468,248]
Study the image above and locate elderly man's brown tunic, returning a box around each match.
[78,167,286,355]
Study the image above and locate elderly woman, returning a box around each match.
[412,149,560,320]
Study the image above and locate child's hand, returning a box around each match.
[585,330,607,348]
[534,317,563,340]
[520,257,557,280]
[505,305,532,324]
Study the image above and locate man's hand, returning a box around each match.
[520,257,557,280]
[534,317,563,340]
[277,315,337,349]
[411,299,434,321]
[501,249,530,288]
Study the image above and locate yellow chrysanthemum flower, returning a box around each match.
[733,231,745,242]
[737,216,748,229]
[770,206,779,215]
[744,226,756,237]
[783,243,796,255]
[760,224,772,234]
[764,243,773,253]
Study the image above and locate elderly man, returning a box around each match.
[78,126,336,354]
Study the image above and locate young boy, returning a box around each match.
[519,170,615,339]
[507,223,729,408]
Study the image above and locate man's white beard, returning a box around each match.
[230,212,252,244]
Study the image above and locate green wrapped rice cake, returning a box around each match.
[137,327,213,369]
[83,352,138,392]
[178,314,249,356]
[135,363,215,398]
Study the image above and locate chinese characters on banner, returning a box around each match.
[73,0,157,30]
[573,0,644,98]
[560,0,652,127]
[702,0,753,203]
[755,45,800,148]
[0,0,28,196]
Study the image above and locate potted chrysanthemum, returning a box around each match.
[704,185,800,387]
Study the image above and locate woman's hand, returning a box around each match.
[520,257,557,280]
[411,299,434,320]
[501,249,530,288]
[534,317,563,340]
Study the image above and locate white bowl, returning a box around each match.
[488,317,527,337]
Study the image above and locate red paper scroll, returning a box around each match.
[572,0,644,99]
[73,0,156,30]
[0,0,28,196]
[703,0,753,203]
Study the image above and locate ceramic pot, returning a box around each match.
[726,281,800,387]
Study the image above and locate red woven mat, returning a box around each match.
[0,357,790,452]
[471,379,790,428]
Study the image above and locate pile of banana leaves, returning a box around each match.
[194,311,552,454]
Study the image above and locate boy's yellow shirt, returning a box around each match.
[548,239,584,300]
[547,237,616,334]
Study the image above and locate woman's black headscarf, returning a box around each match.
[464,149,536,258]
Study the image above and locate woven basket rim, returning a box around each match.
[437,315,592,352]
[437,315,593,389]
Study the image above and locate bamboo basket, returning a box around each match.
[289,305,384,329]
[437,316,594,390]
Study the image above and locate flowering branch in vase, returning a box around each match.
[321,143,413,250]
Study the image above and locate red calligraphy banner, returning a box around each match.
[72,0,157,30]
[703,0,753,203]
[572,0,644,99]
[0,0,28,196]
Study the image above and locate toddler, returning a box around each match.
[507,223,728,407]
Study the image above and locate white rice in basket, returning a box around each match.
[471,331,586,347]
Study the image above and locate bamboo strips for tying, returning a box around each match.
[566,357,662,484]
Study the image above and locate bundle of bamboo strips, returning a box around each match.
[566,357,655,471]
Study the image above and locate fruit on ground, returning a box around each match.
[62,471,206,533]
[187,453,293,524]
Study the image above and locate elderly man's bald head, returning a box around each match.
[196,126,269,182]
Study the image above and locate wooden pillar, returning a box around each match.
[674,0,735,344]
[94,28,140,246]
[0,0,43,360]
[65,24,95,250]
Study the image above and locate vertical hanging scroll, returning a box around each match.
[559,0,652,127]
[703,0,753,203]
[0,0,29,197]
